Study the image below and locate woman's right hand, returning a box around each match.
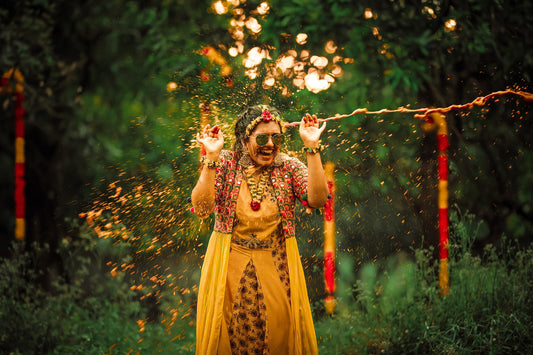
[196,124,224,159]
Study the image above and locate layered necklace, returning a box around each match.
[244,166,272,211]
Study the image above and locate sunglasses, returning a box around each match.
[251,133,284,146]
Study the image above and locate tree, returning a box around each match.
[208,0,533,251]
[0,0,226,253]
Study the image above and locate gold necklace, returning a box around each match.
[244,167,271,211]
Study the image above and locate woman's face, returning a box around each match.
[244,121,283,167]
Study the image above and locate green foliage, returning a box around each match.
[315,219,533,354]
[0,236,196,354]
[0,0,226,248]
[1,0,533,352]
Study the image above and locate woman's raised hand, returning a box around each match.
[196,124,224,159]
[299,113,326,148]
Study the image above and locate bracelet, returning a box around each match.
[200,156,222,168]
[302,144,324,154]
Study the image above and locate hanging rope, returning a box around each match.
[284,89,533,127]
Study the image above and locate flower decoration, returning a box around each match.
[245,107,284,138]
[262,110,272,122]
[243,166,272,211]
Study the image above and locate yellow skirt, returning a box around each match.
[196,231,318,354]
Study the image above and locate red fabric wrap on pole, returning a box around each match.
[323,162,336,313]
[3,69,26,240]
[15,118,25,138]
[437,133,449,152]
[15,107,25,121]
[438,207,449,260]
[15,92,24,106]
[432,113,450,295]
[324,251,335,294]
[15,165,26,218]
[438,155,448,181]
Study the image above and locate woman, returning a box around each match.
[191,104,328,354]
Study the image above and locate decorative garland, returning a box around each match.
[243,166,271,211]
[245,106,284,138]
[284,89,533,128]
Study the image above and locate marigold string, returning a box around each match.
[284,89,533,127]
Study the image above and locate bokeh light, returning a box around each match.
[296,33,308,45]
[213,1,351,94]
[213,0,227,14]
[445,19,457,32]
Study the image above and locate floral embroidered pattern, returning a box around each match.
[213,150,308,239]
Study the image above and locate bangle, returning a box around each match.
[200,156,222,168]
[302,144,324,154]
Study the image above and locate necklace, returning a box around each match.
[244,166,271,211]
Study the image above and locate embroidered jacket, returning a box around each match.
[213,150,308,239]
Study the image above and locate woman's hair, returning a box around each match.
[233,104,283,153]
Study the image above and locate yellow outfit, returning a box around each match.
[196,167,318,354]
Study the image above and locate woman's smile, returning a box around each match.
[246,121,282,166]
[258,148,274,157]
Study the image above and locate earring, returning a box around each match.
[239,149,253,167]
[273,152,283,166]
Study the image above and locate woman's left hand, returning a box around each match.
[299,113,326,148]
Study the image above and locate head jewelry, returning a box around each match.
[244,105,284,138]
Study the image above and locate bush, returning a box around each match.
[0,235,196,354]
[315,211,533,354]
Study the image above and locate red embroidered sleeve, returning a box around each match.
[286,156,308,202]
[214,150,233,206]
